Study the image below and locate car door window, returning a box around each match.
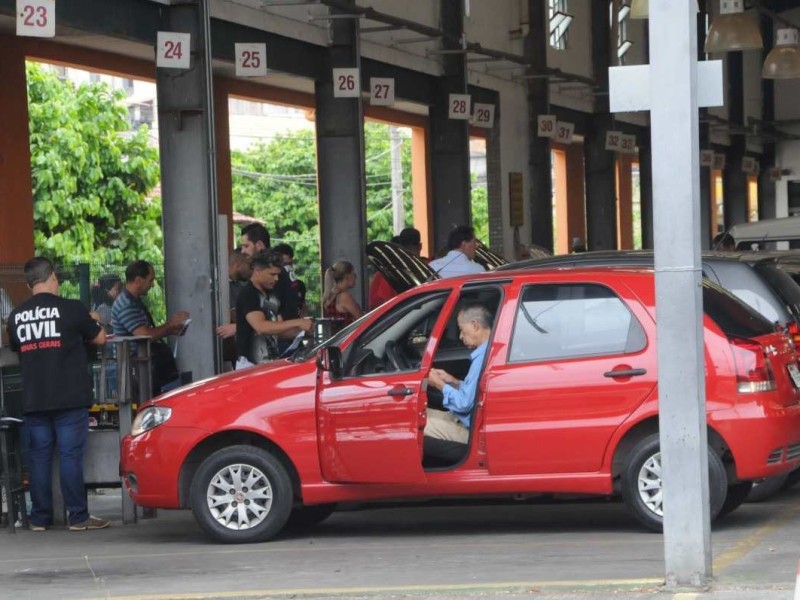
[342,291,450,377]
[509,283,646,363]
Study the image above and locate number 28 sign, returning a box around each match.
[157,32,191,70]
[17,0,55,38]
[448,94,471,121]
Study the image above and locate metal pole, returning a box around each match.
[650,0,711,586]
[390,126,405,233]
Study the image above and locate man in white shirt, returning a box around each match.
[428,225,486,279]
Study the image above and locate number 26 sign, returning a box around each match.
[17,0,55,38]
[157,32,192,70]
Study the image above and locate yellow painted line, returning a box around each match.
[95,578,665,600]
[713,502,800,573]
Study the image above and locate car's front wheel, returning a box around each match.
[190,445,293,543]
[621,433,728,532]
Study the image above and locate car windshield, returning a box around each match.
[291,313,370,362]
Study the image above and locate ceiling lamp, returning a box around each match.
[763,28,800,79]
[630,0,699,20]
[704,0,763,53]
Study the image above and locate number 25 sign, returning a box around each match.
[235,44,267,77]
[17,0,55,38]
[157,32,192,70]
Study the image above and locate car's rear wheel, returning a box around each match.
[621,433,727,532]
[286,503,337,529]
[782,466,800,491]
[718,481,753,518]
[190,445,293,543]
[746,474,789,503]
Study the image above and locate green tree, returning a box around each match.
[26,62,162,266]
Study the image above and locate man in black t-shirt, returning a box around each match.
[6,257,108,531]
[235,251,313,369]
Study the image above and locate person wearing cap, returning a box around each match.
[369,227,425,310]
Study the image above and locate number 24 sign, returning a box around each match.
[17,0,55,38]
[157,32,192,70]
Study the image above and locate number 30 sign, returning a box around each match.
[17,0,55,38]
[157,32,192,70]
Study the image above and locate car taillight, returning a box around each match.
[788,322,800,348]
[729,337,776,393]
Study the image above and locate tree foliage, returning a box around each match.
[26,63,162,266]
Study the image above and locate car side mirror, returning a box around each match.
[317,346,343,381]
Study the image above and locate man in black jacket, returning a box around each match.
[6,257,108,531]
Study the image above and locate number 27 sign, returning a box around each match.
[17,0,55,38]
[157,32,192,70]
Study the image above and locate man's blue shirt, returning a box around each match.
[441,341,488,428]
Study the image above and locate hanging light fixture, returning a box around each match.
[630,0,699,20]
[704,0,763,53]
[763,28,800,79]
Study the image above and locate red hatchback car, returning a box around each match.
[121,267,800,543]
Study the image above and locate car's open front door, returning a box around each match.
[315,290,452,484]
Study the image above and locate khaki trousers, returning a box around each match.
[424,408,469,444]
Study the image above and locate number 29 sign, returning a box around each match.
[157,32,192,70]
[17,0,55,38]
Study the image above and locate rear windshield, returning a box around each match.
[703,280,775,338]
[754,263,800,322]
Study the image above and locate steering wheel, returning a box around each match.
[384,340,411,371]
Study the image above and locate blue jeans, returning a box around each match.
[25,408,89,526]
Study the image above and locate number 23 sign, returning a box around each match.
[17,0,55,38]
[157,32,192,70]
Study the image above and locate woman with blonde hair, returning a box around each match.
[322,260,363,330]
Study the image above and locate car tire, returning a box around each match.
[745,474,789,503]
[621,433,727,532]
[190,445,293,544]
[782,466,800,491]
[718,482,753,519]
[286,503,337,530]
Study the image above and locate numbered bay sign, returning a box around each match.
[333,68,360,98]
[712,153,726,171]
[620,134,637,154]
[16,0,55,38]
[605,131,623,151]
[700,150,715,167]
[157,32,191,70]
[448,94,471,120]
[741,157,757,175]
[537,115,557,138]
[235,43,267,77]
[555,121,575,145]
[370,77,395,106]
[471,103,495,128]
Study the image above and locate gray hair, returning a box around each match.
[458,303,492,330]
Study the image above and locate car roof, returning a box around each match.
[495,249,747,272]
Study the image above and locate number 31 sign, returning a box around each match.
[17,0,55,38]
[157,32,191,70]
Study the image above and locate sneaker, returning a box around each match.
[29,523,46,532]
[68,516,110,531]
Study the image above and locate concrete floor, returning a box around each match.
[1,487,800,600]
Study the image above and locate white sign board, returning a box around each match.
[333,68,360,98]
[156,32,192,70]
[555,121,575,145]
[235,43,267,77]
[605,131,623,151]
[16,0,55,38]
[471,103,495,128]
[700,150,715,167]
[537,115,557,138]
[620,134,637,154]
[741,157,755,174]
[369,78,395,106]
[712,153,726,171]
[448,94,471,120]
[769,168,782,182]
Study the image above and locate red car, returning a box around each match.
[121,267,800,543]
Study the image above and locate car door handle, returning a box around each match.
[604,368,647,378]
[387,387,414,397]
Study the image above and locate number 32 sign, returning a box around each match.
[157,32,192,70]
[17,0,55,38]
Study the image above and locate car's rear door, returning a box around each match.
[483,276,658,475]
[316,290,451,483]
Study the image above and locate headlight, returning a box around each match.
[131,406,172,437]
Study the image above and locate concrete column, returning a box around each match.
[639,132,654,249]
[723,52,747,228]
[429,0,471,251]
[758,16,777,220]
[155,0,221,379]
[0,35,35,266]
[585,0,617,250]
[314,2,368,306]
[698,4,712,248]
[525,0,554,251]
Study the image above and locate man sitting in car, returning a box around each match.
[425,302,492,444]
